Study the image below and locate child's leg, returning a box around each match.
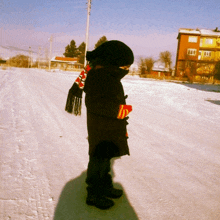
[86,156,111,192]
[86,156,123,200]
[86,156,114,209]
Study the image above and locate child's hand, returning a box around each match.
[117,105,132,119]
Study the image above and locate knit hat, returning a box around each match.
[86,40,134,67]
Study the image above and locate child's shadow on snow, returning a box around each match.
[54,159,139,220]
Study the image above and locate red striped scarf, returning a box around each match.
[65,64,91,115]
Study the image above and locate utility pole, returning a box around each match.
[29,46,32,68]
[84,0,92,66]
[38,47,41,69]
[45,47,49,67]
[49,35,53,71]
[0,28,2,59]
[30,47,33,67]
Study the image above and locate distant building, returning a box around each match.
[0,59,7,65]
[51,57,83,70]
[151,61,171,77]
[175,27,220,77]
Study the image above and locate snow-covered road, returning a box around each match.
[0,68,220,219]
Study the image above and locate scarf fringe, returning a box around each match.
[65,82,83,116]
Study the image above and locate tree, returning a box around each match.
[78,42,85,54]
[139,57,155,75]
[78,42,86,64]
[139,58,146,75]
[0,57,6,65]
[182,53,196,83]
[144,57,155,73]
[94,36,108,49]
[63,40,79,57]
[214,61,220,81]
[8,54,29,68]
[159,51,172,70]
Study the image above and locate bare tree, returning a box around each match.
[144,57,155,73]
[139,58,146,75]
[176,49,197,82]
[214,61,220,81]
[159,51,172,70]
[7,54,29,68]
[139,57,155,76]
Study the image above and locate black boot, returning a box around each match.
[104,188,123,199]
[86,193,114,210]
[101,173,123,199]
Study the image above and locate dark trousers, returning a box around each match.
[86,156,113,196]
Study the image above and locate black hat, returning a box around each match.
[86,40,134,67]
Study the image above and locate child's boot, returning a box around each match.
[104,187,123,199]
[86,187,114,210]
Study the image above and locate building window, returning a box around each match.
[187,48,197,56]
[204,51,211,57]
[188,36,198,43]
[200,38,203,46]
[205,38,213,44]
[198,51,202,60]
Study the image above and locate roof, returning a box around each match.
[51,56,79,62]
[179,28,200,36]
[152,61,170,72]
[178,27,220,38]
[200,29,220,37]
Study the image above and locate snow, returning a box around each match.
[0,67,220,219]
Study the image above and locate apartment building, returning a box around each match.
[175,27,220,76]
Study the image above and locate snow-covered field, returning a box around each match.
[0,68,220,220]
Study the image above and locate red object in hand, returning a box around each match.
[117,105,132,119]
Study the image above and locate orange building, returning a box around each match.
[175,28,220,77]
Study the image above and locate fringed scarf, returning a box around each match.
[65,64,91,115]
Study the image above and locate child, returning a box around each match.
[83,40,134,209]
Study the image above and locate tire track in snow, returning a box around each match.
[0,70,54,219]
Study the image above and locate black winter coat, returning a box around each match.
[84,66,130,158]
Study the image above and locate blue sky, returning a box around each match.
[1,0,220,64]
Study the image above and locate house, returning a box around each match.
[175,27,220,77]
[151,61,171,77]
[0,59,7,65]
[51,57,83,70]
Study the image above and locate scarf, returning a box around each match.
[65,64,91,115]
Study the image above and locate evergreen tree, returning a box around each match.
[78,42,86,64]
[63,40,79,57]
[94,36,108,49]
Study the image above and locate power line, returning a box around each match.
[1,45,38,54]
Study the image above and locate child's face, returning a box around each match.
[119,65,131,70]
